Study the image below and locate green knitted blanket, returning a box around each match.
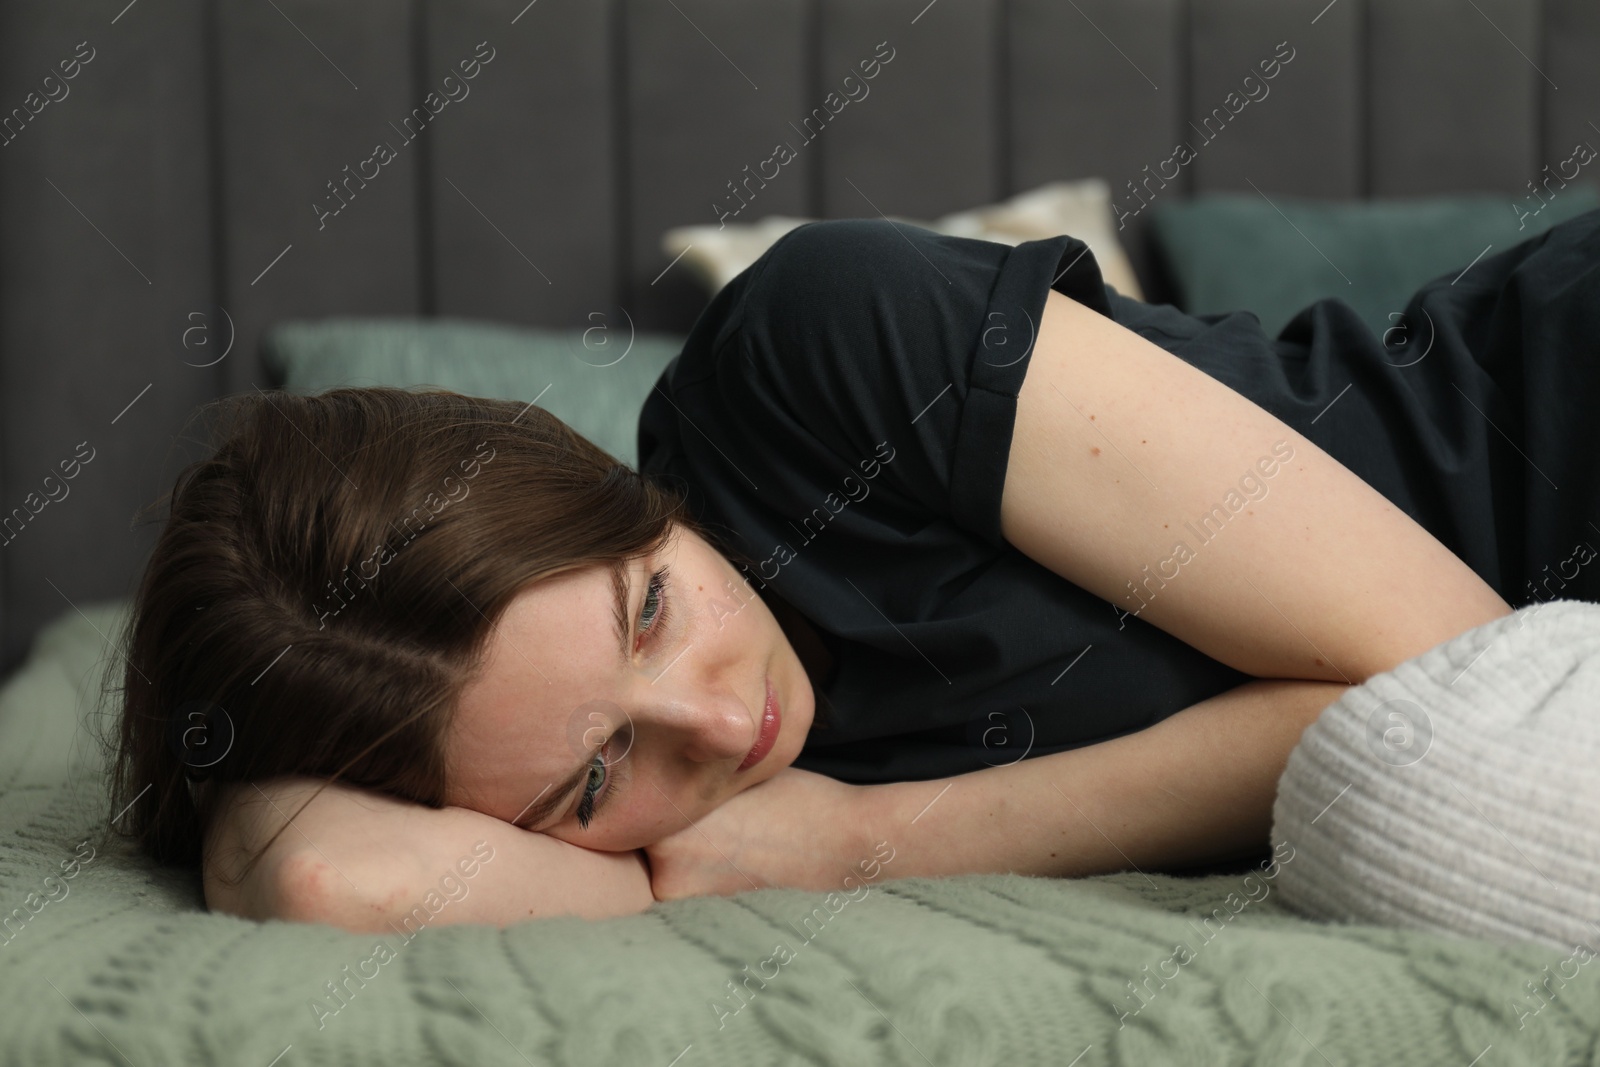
[2,602,1594,1065]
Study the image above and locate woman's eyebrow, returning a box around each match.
[609,557,633,663]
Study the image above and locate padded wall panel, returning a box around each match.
[0,3,215,673]
[1368,0,1538,196]
[5,0,1599,670]
[625,0,809,332]
[818,0,1000,222]
[217,0,421,394]
[1188,0,1360,197]
[1542,0,1600,199]
[1009,0,1184,293]
[427,0,617,329]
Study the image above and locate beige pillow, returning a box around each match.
[931,180,1144,299]
[660,178,1145,302]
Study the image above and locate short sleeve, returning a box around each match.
[635,218,1262,782]
[726,218,1114,550]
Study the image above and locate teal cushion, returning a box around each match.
[1149,186,1600,338]
[261,317,686,470]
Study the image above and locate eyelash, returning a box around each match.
[575,566,671,829]
[637,564,672,647]
[574,749,610,830]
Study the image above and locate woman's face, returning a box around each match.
[443,521,816,852]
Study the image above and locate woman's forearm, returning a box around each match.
[325,804,657,929]
[865,678,1351,880]
[207,776,656,930]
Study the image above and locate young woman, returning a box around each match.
[107,211,1599,931]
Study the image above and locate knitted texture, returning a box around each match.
[3,601,1597,1065]
[1273,599,1600,956]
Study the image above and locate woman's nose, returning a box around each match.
[644,688,758,764]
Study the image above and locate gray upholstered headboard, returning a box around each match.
[1,0,1595,673]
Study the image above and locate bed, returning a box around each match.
[2,598,1594,1065]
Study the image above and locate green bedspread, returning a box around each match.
[1,601,1594,1065]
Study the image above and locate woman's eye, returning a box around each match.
[573,724,629,831]
[575,750,608,829]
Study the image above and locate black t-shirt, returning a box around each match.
[636,214,1600,785]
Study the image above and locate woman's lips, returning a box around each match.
[738,674,781,771]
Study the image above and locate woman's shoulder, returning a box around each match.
[639,217,1127,547]
[637,220,943,487]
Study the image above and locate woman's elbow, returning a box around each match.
[269,849,398,932]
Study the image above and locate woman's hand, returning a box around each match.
[642,767,889,901]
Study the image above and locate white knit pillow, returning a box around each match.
[661,179,1146,302]
[1271,599,1600,952]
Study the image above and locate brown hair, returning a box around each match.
[104,386,721,884]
